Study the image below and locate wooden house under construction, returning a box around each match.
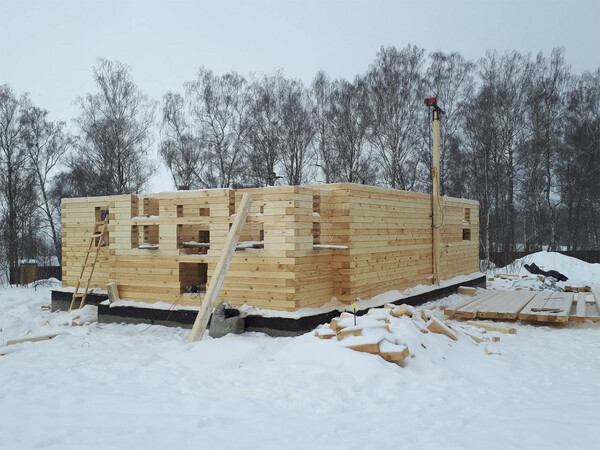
[60,183,480,312]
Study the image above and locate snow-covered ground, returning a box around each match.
[488,250,600,292]
[1,252,600,449]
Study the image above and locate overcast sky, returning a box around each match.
[1,0,599,191]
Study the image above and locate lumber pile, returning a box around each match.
[315,303,509,364]
[445,289,600,323]
[563,285,592,293]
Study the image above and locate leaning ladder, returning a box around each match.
[69,217,109,311]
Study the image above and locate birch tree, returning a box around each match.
[21,106,72,261]
[367,45,425,190]
[67,58,156,196]
[185,69,249,188]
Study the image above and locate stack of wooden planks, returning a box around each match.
[316,311,411,363]
[445,290,600,323]
[315,302,510,364]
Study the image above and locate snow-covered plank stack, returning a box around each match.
[315,302,504,364]
[319,311,410,362]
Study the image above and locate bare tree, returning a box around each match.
[311,71,339,183]
[525,49,572,250]
[185,69,249,188]
[0,84,37,283]
[21,106,71,262]
[425,51,476,196]
[245,73,285,186]
[465,51,534,261]
[66,58,156,196]
[562,69,600,250]
[279,78,315,185]
[160,92,209,188]
[367,45,425,190]
[328,76,375,184]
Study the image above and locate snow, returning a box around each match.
[1,253,599,448]
[18,257,62,267]
[236,240,263,249]
[131,215,160,220]
[312,243,349,249]
[489,251,600,292]
[138,243,159,249]
[18,259,38,265]
[103,298,201,311]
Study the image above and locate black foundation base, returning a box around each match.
[52,275,486,336]
[51,290,110,312]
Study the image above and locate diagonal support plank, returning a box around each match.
[188,193,253,343]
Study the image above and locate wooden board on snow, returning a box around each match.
[426,317,458,340]
[569,292,600,323]
[466,321,517,334]
[6,332,66,346]
[475,290,537,320]
[518,292,573,323]
[457,286,477,297]
[447,291,503,319]
[378,341,410,362]
[444,292,492,317]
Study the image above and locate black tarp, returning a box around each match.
[523,262,568,282]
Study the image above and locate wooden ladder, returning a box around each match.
[69,217,109,311]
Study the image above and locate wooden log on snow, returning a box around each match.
[342,337,382,354]
[410,317,429,333]
[466,321,517,334]
[378,341,410,362]
[447,324,482,344]
[457,286,477,297]
[6,332,66,346]
[337,322,390,341]
[314,329,336,339]
[425,317,458,341]
[337,327,363,340]
[390,304,414,318]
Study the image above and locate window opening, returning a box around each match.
[179,262,207,294]
[463,208,471,225]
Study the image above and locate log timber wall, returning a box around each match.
[61,183,479,311]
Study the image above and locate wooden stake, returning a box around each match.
[188,193,253,343]
[431,108,441,286]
